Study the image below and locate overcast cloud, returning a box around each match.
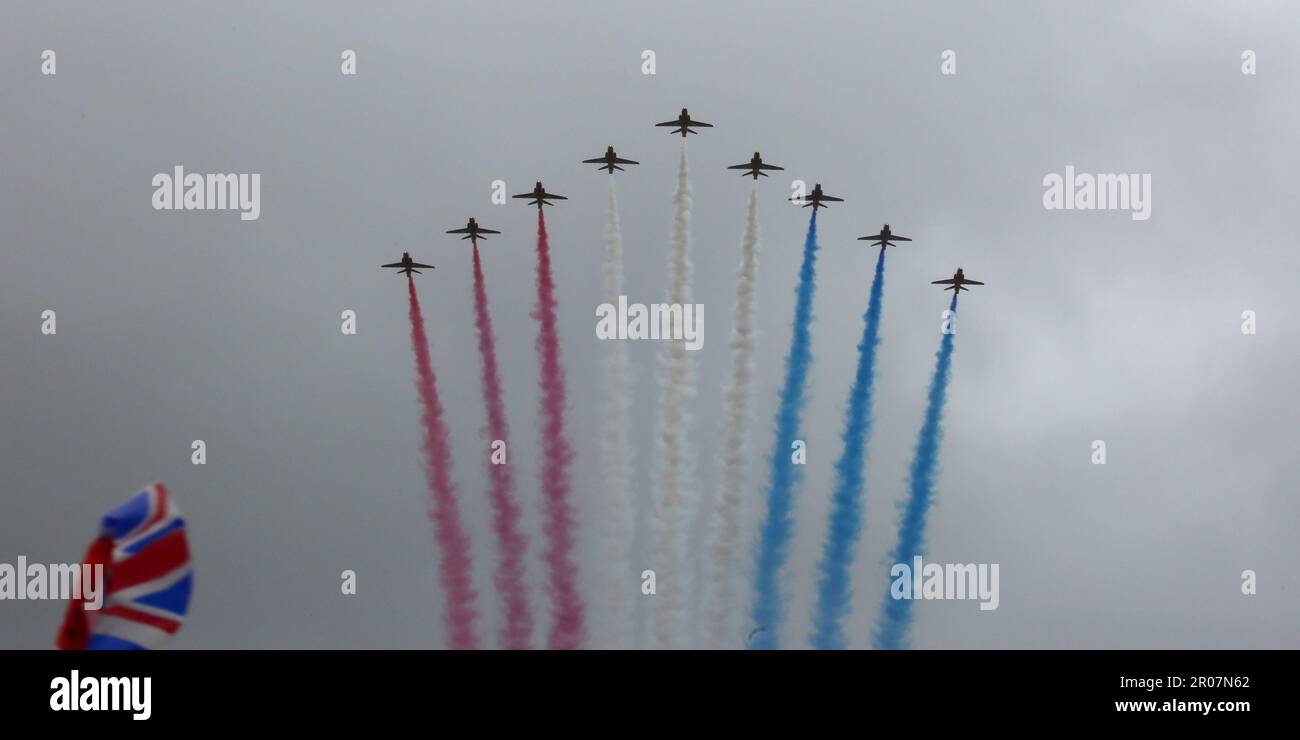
[1,1,1297,648]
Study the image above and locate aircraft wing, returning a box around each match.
[689,120,713,128]
[381,262,404,268]
[727,163,752,170]
[893,235,913,241]
[612,157,639,164]
[409,261,434,269]
[758,163,783,170]
[446,227,471,234]
[822,194,844,202]
[932,278,958,285]
[964,279,984,285]
[480,228,501,234]
[582,157,606,163]
[543,193,567,200]
[511,193,532,199]
[655,120,680,127]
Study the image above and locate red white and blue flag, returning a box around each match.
[56,483,193,650]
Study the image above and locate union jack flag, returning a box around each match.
[57,483,193,650]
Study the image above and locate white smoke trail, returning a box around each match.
[651,143,696,648]
[597,178,633,648]
[702,185,760,649]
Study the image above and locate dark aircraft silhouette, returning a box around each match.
[858,224,912,249]
[792,183,843,210]
[655,107,713,137]
[583,146,640,173]
[446,217,500,242]
[932,268,984,293]
[728,152,784,180]
[512,181,567,208]
[381,251,434,276]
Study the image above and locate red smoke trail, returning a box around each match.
[468,243,533,649]
[406,275,479,650]
[532,212,586,649]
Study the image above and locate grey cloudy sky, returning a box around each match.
[2,1,1297,649]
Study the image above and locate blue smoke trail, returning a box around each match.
[809,247,887,650]
[748,212,820,650]
[873,292,959,650]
